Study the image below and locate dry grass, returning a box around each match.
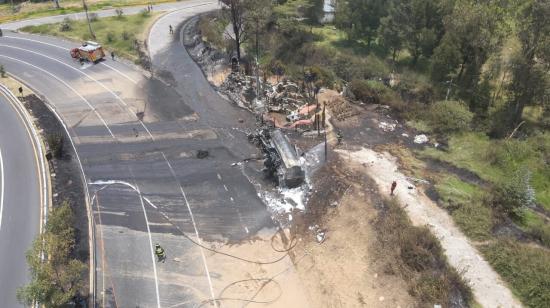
[374,198,473,306]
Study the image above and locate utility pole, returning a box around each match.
[82,0,96,40]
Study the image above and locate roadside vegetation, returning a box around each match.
[203,0,549,306]
[21,10,156,62]
[17,201,86,306]
[0,0,175,23]
[375,198,473,306]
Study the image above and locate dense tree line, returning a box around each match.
[334,0,549,134]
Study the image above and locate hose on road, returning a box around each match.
[157,210,298,265]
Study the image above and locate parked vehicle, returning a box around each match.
[70,41,105,63]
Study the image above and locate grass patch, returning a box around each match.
[435,175,493,240]
[421,132,550,211]
[375,198,473,306]
[480,240,550,308]
[21,12,157,61]
[0,0,177,23]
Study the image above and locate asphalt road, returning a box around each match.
[0,91,41,307]
[0,0,215,30]
[0,2,279,307]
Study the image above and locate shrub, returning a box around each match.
[363,54,390,78]
[427,100,473,134]
[106,32,115,43]
[331,54,365,81]
[115,8,124,18]
[59,17,72,32]
[350,79,392,104]
[89,12,98,22]
[140,8,150,17]
[493,168,536,219]
[269,59,286,81]
[121,31,130,41]
[481,240,550,308]
[375,198,473,306]
[46,133,64,159]
[305,65,334,88]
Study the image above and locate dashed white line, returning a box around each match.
[223,185,228,192]
[134,182,162,308]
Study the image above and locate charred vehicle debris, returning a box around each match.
[248,128,305,189]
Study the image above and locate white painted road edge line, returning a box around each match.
[0,148,4,231]
[3,35,139,85]
[160,152,217,308]
[0,54,116,138]
[88,179,161,308]
[0,84,50,235]
[6,75,97,307]
[0,43,155,141]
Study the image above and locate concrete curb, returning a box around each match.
[2,76,96,307]
[0,83,51,235]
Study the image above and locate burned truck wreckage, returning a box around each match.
[249,129,305,188]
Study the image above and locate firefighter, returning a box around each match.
[154,243,165,263]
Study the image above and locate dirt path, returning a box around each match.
[336,147,522,308]
[291,161,415,308]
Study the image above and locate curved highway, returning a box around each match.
[0,89,42,307]
[0,2,309,307]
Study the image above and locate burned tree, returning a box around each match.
[223,0,248,62]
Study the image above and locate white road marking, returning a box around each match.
[0,44,154,140]
[3,36,139,84]
[160,152,217,307]
[134,183,162,308]
[0,148,4,231]
[0,55,115,138]
[217,173,222,180]
[89,180,161,308]
[0,84,49,234]
[223,185,228,191]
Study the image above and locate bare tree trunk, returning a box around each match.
[82,0,96,40]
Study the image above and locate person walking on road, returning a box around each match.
[169,24,173,34]
[390,181,397,196]
[154,243,166,263]
[111,51,115,61]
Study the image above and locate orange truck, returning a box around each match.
[70,41,105,63]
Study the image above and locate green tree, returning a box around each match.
[431,0,506,103]
[427,100,473,134]
[493,168,536,219]
[17,201,86,307]
[337,0,388,46]
[506,0,550,126]
[378,2,405,62]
